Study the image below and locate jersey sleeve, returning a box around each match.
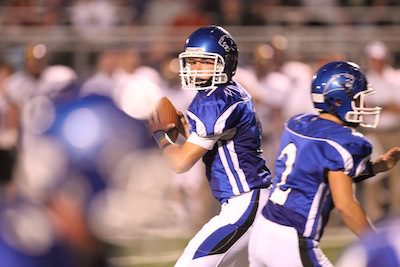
[187,97,244,138]
[322,136,372,178]
[347,140,373,180]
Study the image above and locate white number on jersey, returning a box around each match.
[269,143,297,205]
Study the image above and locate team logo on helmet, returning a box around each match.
[218,35,234,52]
[324,73,355,93]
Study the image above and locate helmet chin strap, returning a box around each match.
[196,78,212,88]
[343,121,359,128]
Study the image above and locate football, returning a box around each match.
[155,97,180,142]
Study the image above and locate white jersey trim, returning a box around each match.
[187,110,207,137]
[285,125,354,174]
[187,132,219,150]
[227,139,250,192]
[214,100,248,135]
[218,140,240,195]
[304,183,326,237]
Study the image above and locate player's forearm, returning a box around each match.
[336,201,374,237]
[162,144,196,173]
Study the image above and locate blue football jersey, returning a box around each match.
[337,218,400,267]
[263,113,373,241]
[0,196,77,267]
[186,81,271,203]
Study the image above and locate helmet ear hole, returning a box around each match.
[334,99,343,107]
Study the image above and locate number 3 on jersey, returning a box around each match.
[269,143,297,205]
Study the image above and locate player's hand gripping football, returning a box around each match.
[148,109,177,136]
[372,146,400,173]
[177,111,190,139]
[147,97,184,149]
[148,109,177,149]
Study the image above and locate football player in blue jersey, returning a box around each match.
[248,61,400,267]
[0,148,78,267]
[148,25,272,266]
[336,217,400,267]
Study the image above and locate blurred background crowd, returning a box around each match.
[0,0,400,266]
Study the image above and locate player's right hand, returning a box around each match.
[147,110,176,134]
[373,146,400,173]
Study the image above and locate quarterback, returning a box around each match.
[149,25,272,266]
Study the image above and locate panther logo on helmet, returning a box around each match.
[325,73,355,93]
[218,35,233,52]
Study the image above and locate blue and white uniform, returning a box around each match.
[336,217,400,267]
[249,113,373,267]
[0,194,77,267]
[175,81,271,266]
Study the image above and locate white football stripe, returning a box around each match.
[304,183,326,237]
[286,125,354,174]
[187,110,207,137]
[214,100,248,135]
[218,140,240,195]
[227,140,250,192]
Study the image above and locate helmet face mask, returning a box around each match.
[179,51,228,90]
[345,86,381,128]
[178,25,238,92]
[311,61,381,128]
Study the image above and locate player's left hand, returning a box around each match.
[373,146,400,173]
[177,111,189,138]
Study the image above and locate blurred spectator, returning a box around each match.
[142,0,188,25]
[170,0,212,26]
[299,0,347,26]
[70,0,119,39]
[5,44,48,109]
[113,48,163,120]
[3,44,49,148]
[0,60,19,148]
[41,0,68,26]
[281,61,317,119]
[143,41,171,72]
[3,0,39,26]
[80,49,119,99]
[122,0,150,25]
[206,0,266,25]
[362,41,400,220]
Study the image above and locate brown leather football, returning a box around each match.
[155,97,180,142]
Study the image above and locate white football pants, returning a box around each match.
[248,217,333,267]
[175,188,269,267]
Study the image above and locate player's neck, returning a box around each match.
[319,113,344,126]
